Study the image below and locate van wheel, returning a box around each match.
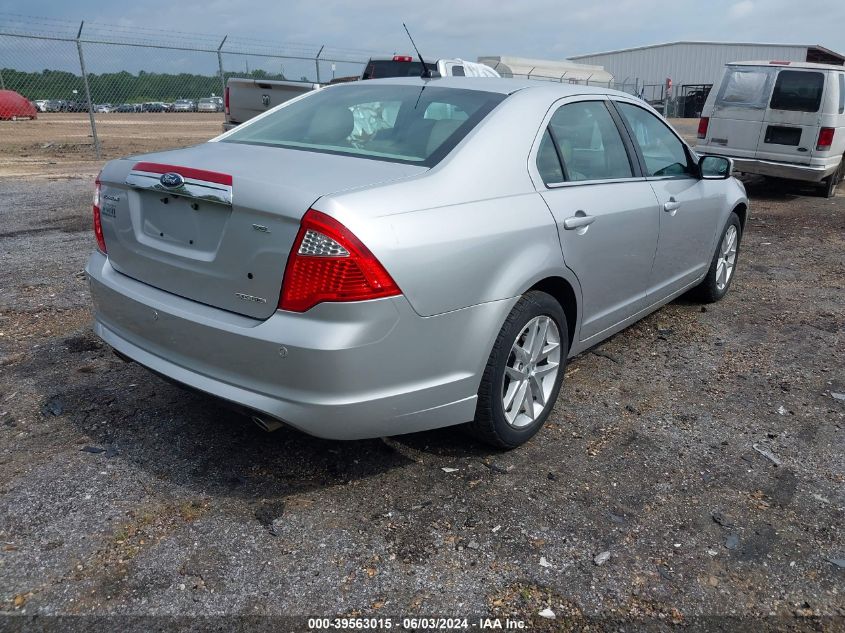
[821,159,844,199]
[467,291,568,449]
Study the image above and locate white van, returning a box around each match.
[694,61,845,197]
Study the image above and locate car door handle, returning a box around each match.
[663,199,681,213]
[563,213,596,230]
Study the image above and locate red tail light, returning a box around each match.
[224,86,229,115]
[93,178,106,254]
[392,55,412,62]
[697,117,710,140]
[279,209,400,312]
[817,127,835,151]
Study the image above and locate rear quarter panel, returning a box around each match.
[316,87,580,318]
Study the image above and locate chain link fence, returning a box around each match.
[1,14,697,161]
[0,15,375,159]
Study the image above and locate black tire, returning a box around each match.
[467,291,568,449]
[820,158,844,199]
[690,212,742,303]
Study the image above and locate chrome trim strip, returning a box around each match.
[125,171,233,205]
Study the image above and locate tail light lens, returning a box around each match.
[279,209,400,312]
[817,127,835,151]
[93,178,106,254]
[224,86,229,115]
[697,117,709,139]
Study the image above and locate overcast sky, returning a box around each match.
[2,0,844,72]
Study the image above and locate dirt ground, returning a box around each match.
[0,116,843,631]
[0,113,224,179]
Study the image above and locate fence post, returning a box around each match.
[75,21,100,159]
[315,45,324,84]
[217,35,227,98]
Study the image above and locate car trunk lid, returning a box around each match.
[98,141,425,319]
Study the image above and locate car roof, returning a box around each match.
[339,76,629,98]
[729,60,845,71]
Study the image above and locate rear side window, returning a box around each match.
[545,101,633,182]
[536,129,564,184]
[451,65,466,77]
[839,73,845,114]
[716,68,774,109]
[770,70,824,112]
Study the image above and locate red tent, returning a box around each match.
[0,90,38,120]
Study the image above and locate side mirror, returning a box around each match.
[699,155,733,180]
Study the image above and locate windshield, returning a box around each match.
[222,84,506,166]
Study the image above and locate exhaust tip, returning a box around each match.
[251,415,284,433]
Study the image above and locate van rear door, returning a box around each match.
[703,66,776,158]
[755,68,827,165]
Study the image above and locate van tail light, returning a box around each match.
[224,86,229,115]
[817,127,835,151]
[93,178,106,254]
[279,209,400,312]
[697,117,709,139]
[392,55,412,62]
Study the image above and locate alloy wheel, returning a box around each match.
[716,225,738,291]
[501,315,561,428]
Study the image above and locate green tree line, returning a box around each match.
[0,68,294,103]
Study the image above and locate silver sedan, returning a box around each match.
[86,77,747,448]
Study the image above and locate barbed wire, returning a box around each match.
[0,13,381,61]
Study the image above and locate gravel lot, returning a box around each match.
[0,116,843,631]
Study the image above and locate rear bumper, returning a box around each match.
[86,251,511,440]
[695,148,840,182]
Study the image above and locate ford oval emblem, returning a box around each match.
[159,172,185,188]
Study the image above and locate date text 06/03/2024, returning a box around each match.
[306,617,528,629]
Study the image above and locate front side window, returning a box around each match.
[544,100,633,182]
[770,70,825,112]
[716,68,774,109]
[223,84,505,166]
[615,102,693,178]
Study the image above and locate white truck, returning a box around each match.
[223,56,499,131]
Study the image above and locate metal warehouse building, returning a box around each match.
[569,41,845,116]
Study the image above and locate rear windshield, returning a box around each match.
[770,70,825,112]
[715,68,774,109]
[222,84,506,166]
[361,60,437,79]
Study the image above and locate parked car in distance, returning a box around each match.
[172,99,196,112]
[114,103,135,113]
[141,102,166,113]
[695,60,845,197]
[87,78,747,448]
[34,99,48,112]
[95,103,114,113]
[197,97,222,112]
[44,100,65,112]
